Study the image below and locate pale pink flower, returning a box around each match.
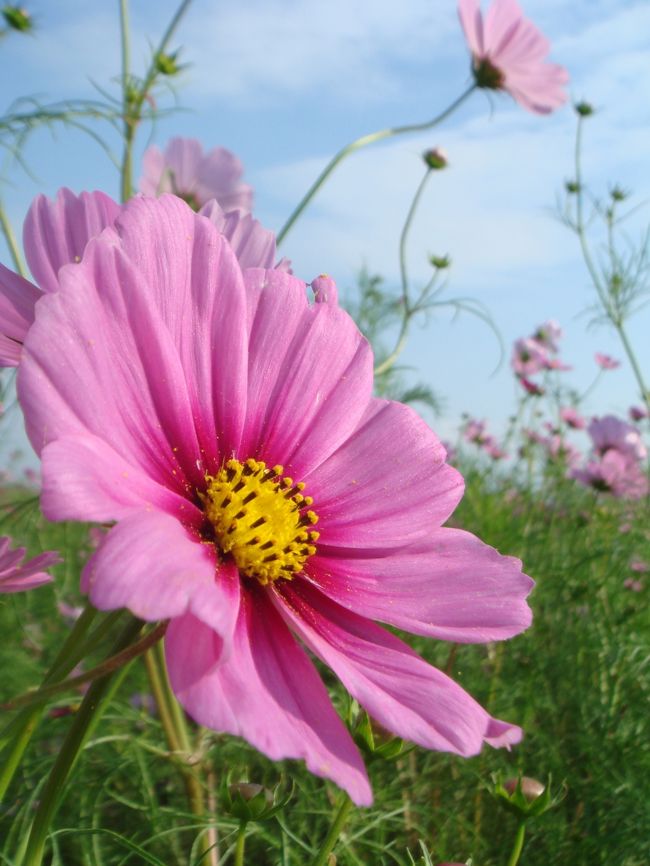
[629,559,648,573]
[560,407,586,430]
[511,337,548,377]
[594,352,620,370]
[0,536,59,593]
[464,418,489,445]
[571,451,648,500]
[139,137,253,213]
[0,188,288,366]
[458,0,568,114]
[532,319,562,353]
[623,578,643,593]
[587,416,647,463]
[18,195,533,805]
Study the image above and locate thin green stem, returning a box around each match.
[20,616,144,866]
[119,0,133,202]
[616,321,650,414]
[234,822,247,866]
[276,85,476,246]
[506,820,527,866]
[309,791,354,866]
[0,605,100,800]
[0,200,26,276]
[374,167,435,377]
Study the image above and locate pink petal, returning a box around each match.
[307,400,463,552]
[276,581,522,755]
[308,527,533,642]
[196,147,253,213]
[458,0,484,56]
[40,435,201,526]
[84,510,240,645]
[199,199,279,270]
[0,265,41,366]
[240,269,374,478]
[23,189,120,294]
[166,589,372,805]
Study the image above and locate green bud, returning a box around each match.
[423,147,448,170]
[493,773,559,820]
[610,185,628,202]
[565,180,580,194]
[429,254,451,270]
[154,49,184,76]
[2,5,32,31]
[222,776,293,822]
[574,101,594,117]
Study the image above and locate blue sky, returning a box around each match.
[1,0,650,467]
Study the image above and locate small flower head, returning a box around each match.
[574,101,594,117]
[2,5,32,32]
[511,338,549,377]
[0,536,60,593]
[595,352,620,370]
[560,407,586,430]
[610,185,629,203]
[423,147,448,170]
[494,774,556,819]
[565,180,580,194]
[458,0,568,114]
[532,320,562,353]
[629,405,648,422]
[154,49,185,76]
[430,254,452,270]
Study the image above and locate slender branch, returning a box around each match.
[0,200,26,276]
[506,820,527,866]
[234,823,247,866]
[309,791,354,866]
[276,85,476,246]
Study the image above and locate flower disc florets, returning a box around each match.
[202,458,319,585]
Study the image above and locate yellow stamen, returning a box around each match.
[201,458,319,585]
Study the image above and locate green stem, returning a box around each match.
[374,167,434,377]
[616,320,650,416]
[20,616,143,866]
[276,85,476,246]
[234,822,247,866]
[0,200,27,276]
[119,0,133,202]
[309,792,354,866]
[506,820,527,866]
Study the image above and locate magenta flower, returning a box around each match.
[571,451,648,500]
[139,137,253,213]
[458,0,568,114]
[18,196,533,805]
[464,418,489,445]
[587,415,647,464]
[0,536,59,593]
[511,338,548,377]
[559,407,586,430]
[629,405,648,422]
[594,352,620,370]
[0,188,288,366]
[519,376,544,397]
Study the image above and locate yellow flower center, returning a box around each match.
[202,458,319,585]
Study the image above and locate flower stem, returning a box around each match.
[309,791,354,866]
[20,616,144,866]
[0,199,27,276]
[234,822,247,866]
[506,820,527,866]
[276,85,475,246]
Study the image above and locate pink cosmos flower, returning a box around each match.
[0,536,59,593]
[458,0,568,114]
[511,337,548,377]
[623,578,643,593]
[519,376,544,396]
[587,415,647,463]
[560,407,586,430]
[0,188,289,366]
[18,195,533,805]
[532,319,562,353]
[594,352,620,370]
[571,451,648,500]
[630,559,648,573]
[464,418,489,446]
[139,137,253,213]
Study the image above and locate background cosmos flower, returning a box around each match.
[18,195,533,805]
[0,535,59,593]
[458,0,568,114]
[139,137,253,213]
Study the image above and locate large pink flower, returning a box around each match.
[458,0,568,114]
[139,137,253,213]
[18,195,533,805]
[588,415,647,463]
[0,535,59,593]
[0,189,288,366]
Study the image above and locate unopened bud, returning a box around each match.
[565,180,580,194]
[610,185,628,203]
[504,776,545,803]
[311,273,338,305]
[574,101,594,117]
[223,778,293,822]
[429,254,451,270]
[155,49,183,76]
[2,5,32,31]
[423,147,448,170]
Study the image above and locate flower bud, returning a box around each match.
[564,180,580,194]
[154,50,183,76]
[574,101,594,117]
[2,5,32,31]
[423,147,448,170]
[429,254,451,270]
[493,773,557,819]
[504,776,545,802]
[354,710,407,761]
[222,778,292,822]
[311,274,338,305]
[609,185,628,203]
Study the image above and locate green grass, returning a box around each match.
[1,467,649,865]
